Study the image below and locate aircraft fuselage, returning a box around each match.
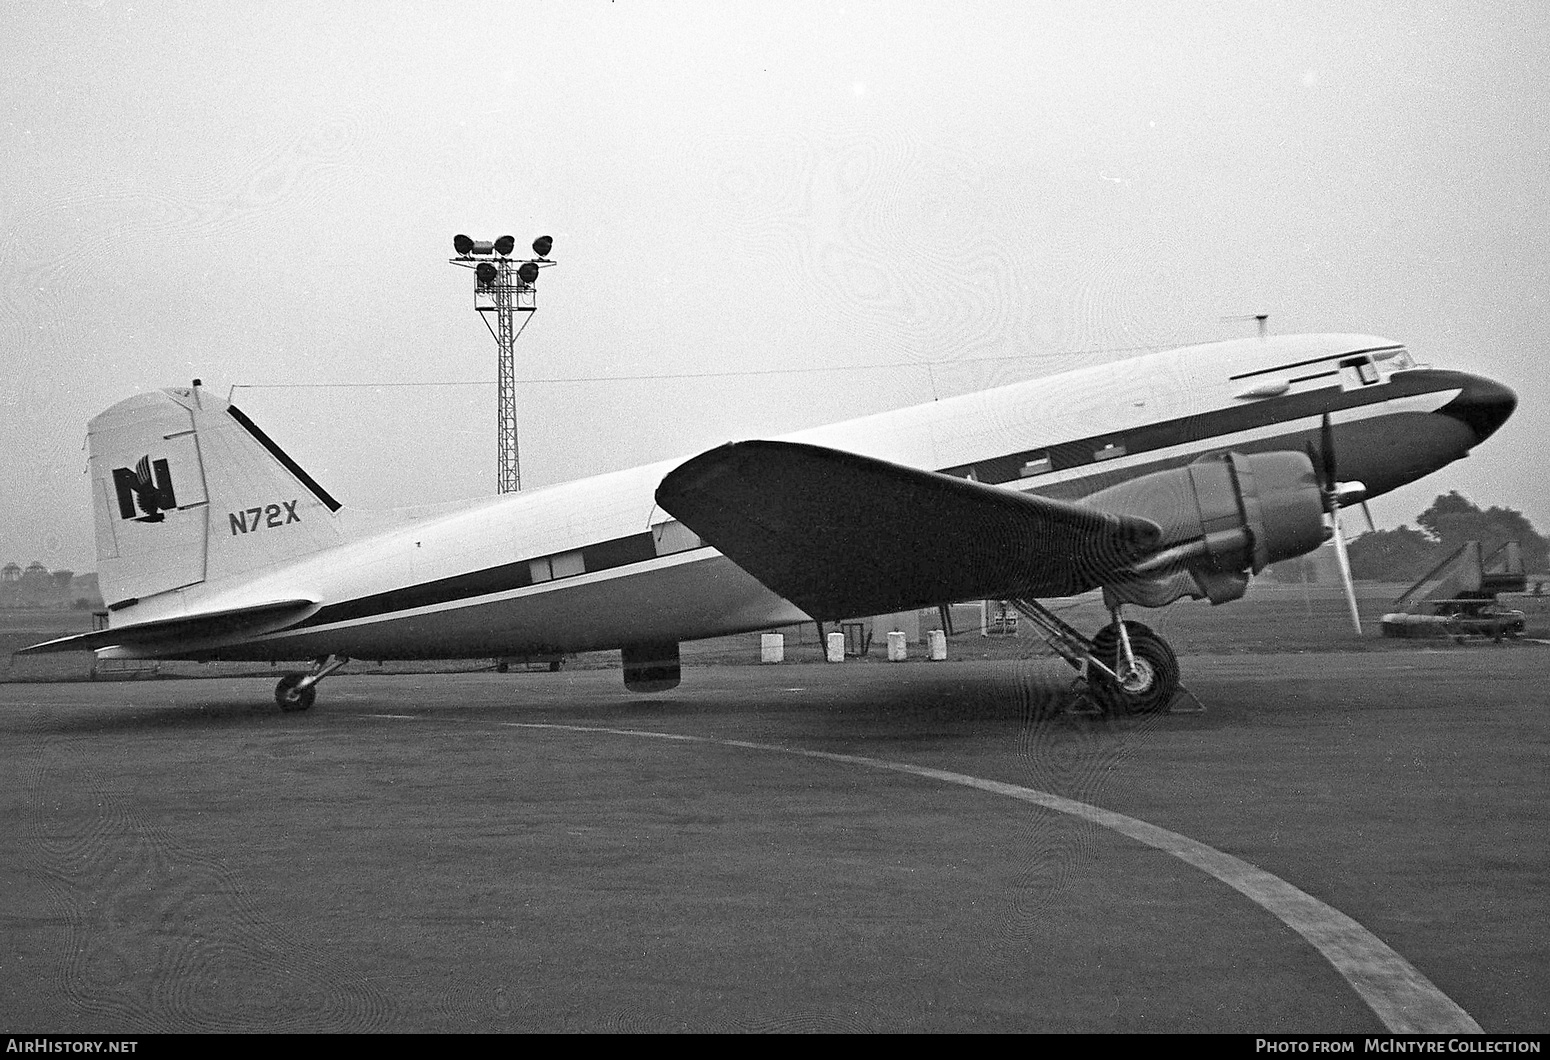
[94,333,1515,662]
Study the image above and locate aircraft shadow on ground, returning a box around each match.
[11,690,323,736]
[9,663,1251,740]
[546,669,1224,745]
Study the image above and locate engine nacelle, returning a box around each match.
[1083,451,1328,606]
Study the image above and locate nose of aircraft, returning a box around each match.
[1438,374,1517,446]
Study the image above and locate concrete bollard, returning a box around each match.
[826,631,845,663]
[760,633,784,663]
[887,630,907,662]
[928,629,948,661]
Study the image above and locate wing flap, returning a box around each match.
[18,598,319,655]
[655,441,1160,619]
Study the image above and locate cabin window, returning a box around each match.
[1093,441,1127,462]
[652,520,702,556]
[529,551,585,583]
[1019,453,1052,477]
[550,551,585,578]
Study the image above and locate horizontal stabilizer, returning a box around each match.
[656,441,1161,619]
[18,599,319,655]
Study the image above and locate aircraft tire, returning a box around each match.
[275,673,317,712]
[1088,621,1178,715]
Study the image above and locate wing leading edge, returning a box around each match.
[655,441,1161,620]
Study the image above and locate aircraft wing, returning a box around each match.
[18,599,318,655]
[656,441,1161,620]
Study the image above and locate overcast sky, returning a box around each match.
[3,1,1545,574]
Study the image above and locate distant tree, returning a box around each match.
[1415,491,1550,572]
[1342,493,1550,581]
[1346,525,1444,582]
[1415,491,1479,542]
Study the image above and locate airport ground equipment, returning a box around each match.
[1380,541,1527,639]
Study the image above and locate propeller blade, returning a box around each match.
[1303,442,1327,507]
[1319,412,1338,492]
[1306,411,1361,633]
[1329,504,1362,635]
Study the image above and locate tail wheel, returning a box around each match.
[1088,621,1179,715]
[275,673,317,713]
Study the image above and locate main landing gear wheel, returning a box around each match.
[275,673,317,712]
[1088,621,1179,715]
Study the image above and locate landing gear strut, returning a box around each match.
[275,654,350,712]
[1008,599,1187,715]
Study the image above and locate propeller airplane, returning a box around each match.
[20,333,1515,714]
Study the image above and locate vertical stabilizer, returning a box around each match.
[89,386,345,608]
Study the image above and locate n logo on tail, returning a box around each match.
[112,456,177,522]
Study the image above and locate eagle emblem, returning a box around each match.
[111,456,177,523]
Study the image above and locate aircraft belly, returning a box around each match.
[237,552,808,661]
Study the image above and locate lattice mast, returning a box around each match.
[448,234,556,493]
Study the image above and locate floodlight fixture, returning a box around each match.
[446,231,559,495]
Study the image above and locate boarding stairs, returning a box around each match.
[1380,541,1526,638]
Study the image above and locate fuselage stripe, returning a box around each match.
[291,369,1463,634]
[937,368,1446,485]
[296,530,665,629]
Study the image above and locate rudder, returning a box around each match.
[89,385,345,608]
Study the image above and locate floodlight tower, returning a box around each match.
[448,234,556,493]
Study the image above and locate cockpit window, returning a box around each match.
[1374,347,1416,371]
[1337,355,1381,387]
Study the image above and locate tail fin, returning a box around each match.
[89,385,345,608]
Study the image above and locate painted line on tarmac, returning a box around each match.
[507,721,1480,1035]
